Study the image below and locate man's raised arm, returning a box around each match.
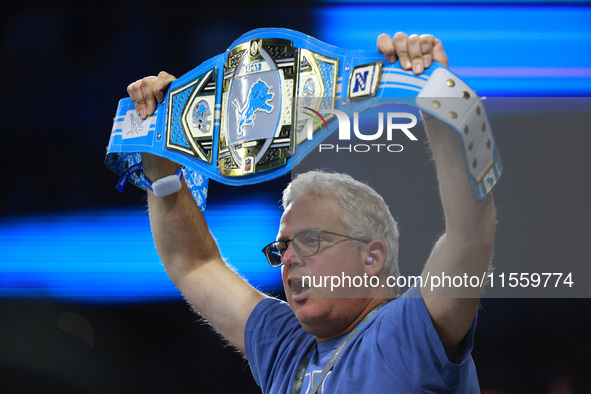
[128,72,266,353]
[378,34,497,358]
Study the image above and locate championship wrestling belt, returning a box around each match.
[105,28,502,210]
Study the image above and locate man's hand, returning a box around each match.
[126,71,177,179]
[377,32,448,74]
[127,71,176,120]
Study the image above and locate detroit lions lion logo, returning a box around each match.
[232,79,274,136]
[192,99,212,134]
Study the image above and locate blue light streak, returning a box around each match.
[0,203,284,303]
[313,4,591,95]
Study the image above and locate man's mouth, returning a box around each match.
[290,278,311,301]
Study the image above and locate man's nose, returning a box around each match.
[282,241,299,268]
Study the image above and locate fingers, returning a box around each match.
[394,32,424,74]
[127,76,155,120]
[378,32,449,74]
[154,71,176,105]
[392,32,412,71]
[419,34,434,70]
[140,78,158,119]
[406,34,423,74]
[126,71,176,120]
[431,37,449,68]
[376,33,397,64]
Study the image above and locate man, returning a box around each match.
[127,32,496,392]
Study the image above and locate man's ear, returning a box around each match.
[363,239,387,276]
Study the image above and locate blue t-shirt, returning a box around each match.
[245,286,480,393]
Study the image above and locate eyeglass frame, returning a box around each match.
[261,229,370,268]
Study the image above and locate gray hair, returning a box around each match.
[282,170,400,280]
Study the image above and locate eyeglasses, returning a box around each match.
[262,230,369,267]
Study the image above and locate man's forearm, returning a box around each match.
[142,153,222,283]
[420,113,496,299]
[142,154,266,352]
[419,114,497,355]
[423,114,496,243]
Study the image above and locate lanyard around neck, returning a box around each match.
[291,302,388,394]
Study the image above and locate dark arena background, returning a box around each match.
[1,1,590,393]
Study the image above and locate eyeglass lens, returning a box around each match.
[265,232,322,266]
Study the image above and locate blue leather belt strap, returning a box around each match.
[105,28,502,210]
